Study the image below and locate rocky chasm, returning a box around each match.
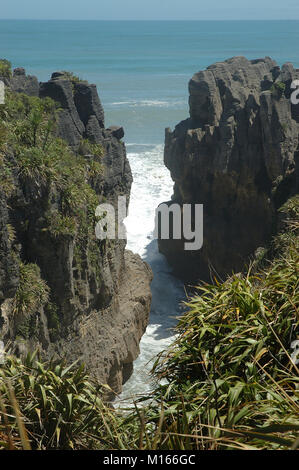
[2,56,299,398]
[0,66,152,395]
[159,56,299,282]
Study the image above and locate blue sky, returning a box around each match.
[1,0,299,20]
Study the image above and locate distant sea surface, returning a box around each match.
[1,20,299,143]
[1,20,299,399]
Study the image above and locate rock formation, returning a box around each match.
[10,67,39,96]
[159,56,299,282]
[0,65,152,395]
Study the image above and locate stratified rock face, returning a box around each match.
[74,82,105,128]
[39,73,105,147]
[57,250,153,394]
[160,57,299,282]
[39,76,85,146]
[11,67,39,96]
[0,67,152,395]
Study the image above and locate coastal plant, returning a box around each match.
[0,197,298,451]
[1,91,102,238]
[0,90,105,348]
[78,138,104,158]
[44,302,60,341]
[270,81,286,98]
[0,59,12,79]
[46,211,77,238]
[122,195,299,450]
[1,92,58,149]
[60,71,83,83]
[6,224,16,244]
[0,153,15,196]
[1,80,298,452]
[13,263,50,319]
[0,353,123,450]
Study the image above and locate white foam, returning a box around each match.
[125,143,155,147]
[109,99,185,108]
[115,143,185,406]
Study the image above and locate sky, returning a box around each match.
[1,0,299,20]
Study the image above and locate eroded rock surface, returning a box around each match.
[0,66,152,395]
[160,57,299,281]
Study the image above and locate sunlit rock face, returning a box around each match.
[159,56,299,282]
[0,66,152,396]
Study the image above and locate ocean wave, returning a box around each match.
[127,143,164,158]
[126,143,156,147]
[109,99,185,108]
[115,140,184,404]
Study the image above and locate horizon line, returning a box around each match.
[1,18,299,22]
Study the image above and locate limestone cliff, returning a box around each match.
[0,64,152,395]
[159,57,299,282]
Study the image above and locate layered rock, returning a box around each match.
[0,66,152,395]
[10,67,39,96]
[160,57,299,281]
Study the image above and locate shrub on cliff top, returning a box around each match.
[0,91,58,149]
[0,59,12,79]
[270,81,286,98]
[60,71,83,83]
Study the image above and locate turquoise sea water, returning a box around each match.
[1,20,299,144]
[1,20,299,398]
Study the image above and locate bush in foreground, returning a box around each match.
[0,197,298,450]
[0,353,123,450]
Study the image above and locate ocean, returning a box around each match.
[1,20,299,400]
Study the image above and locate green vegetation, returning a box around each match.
[59,71,85,83]
[136,196,298,450]
[271,81,286,98]
[6,224,16,244]
[13,263,49,319]
[0,90,104,336]
[0,59,12,79]
[78,138,104,158]
[131,196,298,450]
[0,84,297,451]
[46,211,77,238]
[45,302,60,341]
[0,141,15,197]
[57,71,88,93]
[1,196,298,450]
[0,353,119,450]
[0,91,103,237]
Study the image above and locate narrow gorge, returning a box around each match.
[1,56,299,402]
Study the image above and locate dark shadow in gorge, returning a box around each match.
[142,238,186,341]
